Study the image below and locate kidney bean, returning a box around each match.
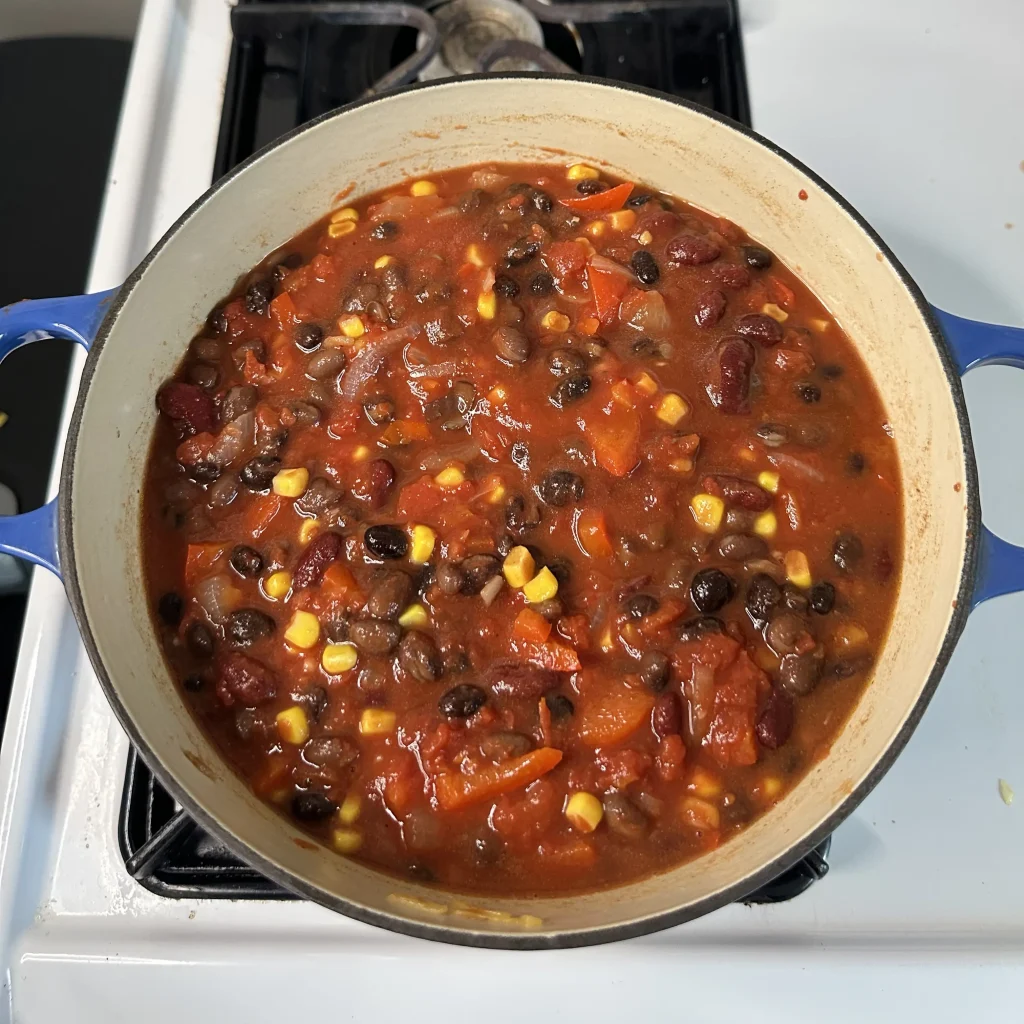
[651,692,682,740]
[350,459,395,510]
[779,647,825,696]
[755,687,793,748]
[292,791,339,822]
[718,533,768,561]
[349,618,402,655]
[713,337,755,414]
[480,730,532,762]
[746,573,782,624]
[439,683,488,718]
[639,650,671,692]
[292,531,344,590]
[666,232,721,265]
[694,288,727,328]
[484,661,558,700]
[158,592,183,626]
[603,792,648,839]
[157,382,218,435]
[398,631,443,683]
[216,653,277,706]
[710,262,751,289]
[491,326,531,364]
[735,312,784,346]
[707,474,772,511]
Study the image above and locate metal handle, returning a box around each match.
[0,289,116,577]
[933,306,1024,607]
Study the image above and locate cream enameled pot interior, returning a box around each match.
[64,77,970,945]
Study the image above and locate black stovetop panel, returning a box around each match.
[121,0,829,907]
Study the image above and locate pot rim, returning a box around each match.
[57,72,980,949]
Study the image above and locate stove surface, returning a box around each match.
[2,0,1023,1021]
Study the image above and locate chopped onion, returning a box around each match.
[340,323,421,400]
[408,361,459,379]
[684,663,716,742]
[768,451,825,483]
[368,194,442,222]
[480,574,504,607]
[468,168,509,190]
[744,558,785,579]
[419,442,482,471]
[193,573,242,623]
[427,205,460,222]
[620,288,671,334]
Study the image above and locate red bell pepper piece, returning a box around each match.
[560,181,634,212]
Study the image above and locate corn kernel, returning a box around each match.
[298,518,319,544]
[540,310,570,332]
[753,511,778,538]
[327,219,356,239]
[276,706,309,745]
[272,467,309,498]
[669,457,695,474]
[637,230,653,245]
[598,626,616,653]
[523,566,558,604]
[322,642,358,675]
[687,767,723,799]
[284,609,320,649]
[374,255,394,269]
[263,571,292,600]
[339,315,365,338]
[398,603,429,629]
[690,493,725,533]
[360,708,396,735]
[486,483,506,504]
[351,444,371,463]
[585,220,607,238]
[679,796,721,832]
[465,243,486,267]
[607,209,636,231]
[656,393,689,426]
[809,317,830,333]
[330,206,359,223]
[487,384,508,405]
[503,546,535,589]
[434,465,466,488]
[338,793,361,825]
[477,290,497,320]
[567,163,599,181]
[409,524,436,564]
[785,550,812,588]
[762,302,789,322]
[757,471,780,494]
[834,622,869,651]
[633,372,658,395]
[332,828,363,854]
[410,179,437,196]
[565,792,604,832]
[761,776,783,799]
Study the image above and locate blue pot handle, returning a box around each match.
[0,289,117,578]
[933,307,1024,608]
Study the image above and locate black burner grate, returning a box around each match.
[121,0,829,906]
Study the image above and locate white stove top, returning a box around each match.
[2,0,1023,1019]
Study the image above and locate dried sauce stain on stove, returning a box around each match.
[142,160,902,898]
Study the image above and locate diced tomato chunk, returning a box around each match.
[579,686,655,747]
[586,255,631,324]
[543,240,589,279]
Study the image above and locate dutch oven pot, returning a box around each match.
[1,76,1022,949]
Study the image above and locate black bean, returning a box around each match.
[227,545,262,578]
[833,532,864,573]
[690,568,735,614]
[491,326,531,364]
[603,792,648,839]
[460,554,501,594]
[677,616,724,643]
[718,534,768,561]
[185,461,221,485]
[436,561,465,596]
[742,245,773,269]
[638,650,671,692]
[625,192,655,208]
[324,616,350,643]
[239,456,280,491]
[208,308,228,334]
[538,469,584,507]
[550,373,591,409]
[530,272,555,296]
[820,363,844,380]
[631,250,660,286]
[795,381,821,403]
[293,322,323,353]
[506,493,541,538]
[764,612,810,656]
[227,609,276,646]
[545,557,572,587]
[439,683,488,719]
[532,598,564,622]
[493,272,520,299]
[244,279,275,314]
[631,335,672,360]
[221,385,257,424]
[624,593,660,619]
[547,348,588,378]
[291,401,323,428]
[480,731,532,762]
[510,442,530,471]
[531,189,554,213]
[294,477,342,518]
[305,348,346,379]
[745,572,782,624]
[186,621,215,659]
[292,791,339,822]
[809,581,836,614]
[158,592,183,626]
[779,648,825,697]
[544,693,574,719]
[506,237,541,267]
[575,179,608,195]
[847,451,866,475]
[370,220,399,241]
[349,618,402,655]
[366,570,412,621]
[183,674,204,693]
[398,631,442,683]
[364,524,408,560]
[303,735,359,769]
[756,423,789,448]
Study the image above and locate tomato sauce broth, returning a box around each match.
[142,162,901,895]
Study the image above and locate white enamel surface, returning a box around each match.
[65,75,967,940]
[4,0,1024,1018]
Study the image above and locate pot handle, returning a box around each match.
[0,290,117,578]
[933,306,1024,607]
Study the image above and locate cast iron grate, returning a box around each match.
[121,0,829,905]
